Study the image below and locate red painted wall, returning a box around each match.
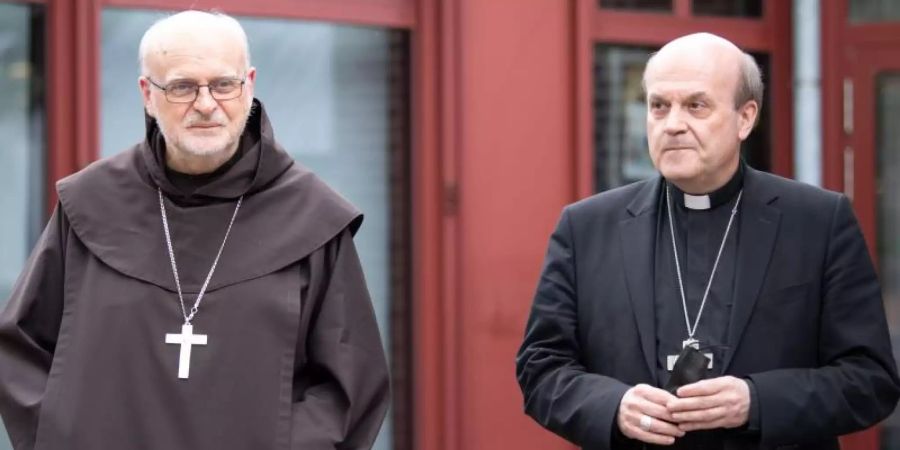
[456,0,576,448]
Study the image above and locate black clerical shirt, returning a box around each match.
[651,164,750,448]
[654,165,743,387]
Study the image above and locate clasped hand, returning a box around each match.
[616,376,750,446]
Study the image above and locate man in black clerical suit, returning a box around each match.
[516,32,900,449]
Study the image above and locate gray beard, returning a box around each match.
[158,108,251,159]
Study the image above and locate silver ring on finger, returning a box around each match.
[639,414,653,432]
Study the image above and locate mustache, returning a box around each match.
[184,113,226,127]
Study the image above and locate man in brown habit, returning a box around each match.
[517,33,900,449]
[0,10,389,450]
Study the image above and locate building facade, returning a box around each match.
[0,0,898,448]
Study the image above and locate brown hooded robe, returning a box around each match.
[0,100,390,450]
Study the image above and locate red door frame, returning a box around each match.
[575,0,793,199]
[411,0,462,448]
[44,0,101,211]
[103,0,415,27]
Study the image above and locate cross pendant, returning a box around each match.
[165,324,208,379]
[665,338,714,371]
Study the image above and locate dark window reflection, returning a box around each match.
[0,5,46,303]
[594,46,655,192]
[692,0,763,18]
[743,53,771,173]
[0,4,46,449]
[599,0,672,13]
[850,0,900,23]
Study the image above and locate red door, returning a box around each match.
[842,45,900,450]
[825,2,900,449]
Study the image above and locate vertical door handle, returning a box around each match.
[844,146,854,202]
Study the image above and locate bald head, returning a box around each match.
[642,32,762,194]
[644,33,763,112]
[138,10,250,76]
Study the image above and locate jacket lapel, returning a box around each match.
[723,168,781,372]
[620,178,661,377]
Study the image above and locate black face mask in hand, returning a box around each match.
[664,346,710,395]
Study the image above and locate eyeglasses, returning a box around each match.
[146,77,246,103]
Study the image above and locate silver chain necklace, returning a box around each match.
[665,184,742,348]
[158,187,243,324]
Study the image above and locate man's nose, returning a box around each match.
[664,105,688,135]
[191,86,218,115]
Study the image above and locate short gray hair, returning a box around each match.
[138,10,251,75]
[736,52,763,111]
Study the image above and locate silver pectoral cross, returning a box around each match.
[165,324,208,379]
[666,338,714,371]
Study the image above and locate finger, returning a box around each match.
[671,405,726,423]
[629,425,678,446]
[638,385,680,405]
[667,394,720,413]
[678,416,728,432]
[636,414,685,438]
[676,378,726,397]
[636,431,677,446]
[638,399,678,423]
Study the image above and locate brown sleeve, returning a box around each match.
[0,206,68,450]
[291,228,390,449]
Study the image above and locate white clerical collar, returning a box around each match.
[668,163,745,211]
[683,193,711,210]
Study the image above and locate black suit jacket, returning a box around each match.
[516,168,900,449]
